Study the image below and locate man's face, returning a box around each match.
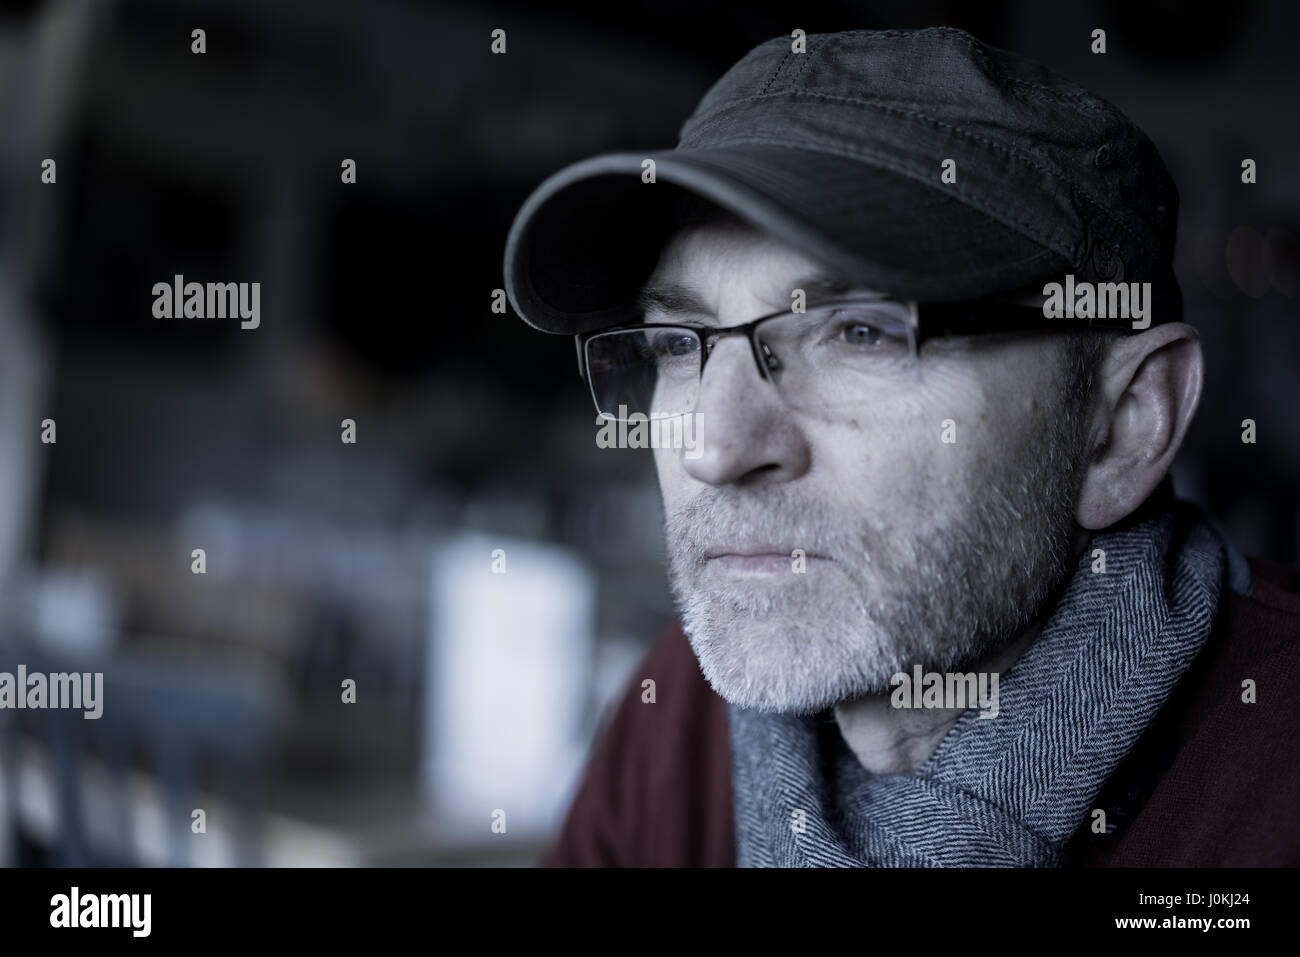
[651,219,1092,714]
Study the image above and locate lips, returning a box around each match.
[704,544,793,559]
[702,545,832,566]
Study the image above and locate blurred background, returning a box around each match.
[0,0,1295,866]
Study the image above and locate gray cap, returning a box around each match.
[504,26,1182,335]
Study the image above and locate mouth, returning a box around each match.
[702,545,830,576]
[705,544,790,558]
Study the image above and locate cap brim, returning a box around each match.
[504,145,1072,335]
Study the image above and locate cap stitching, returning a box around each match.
[1000,76,1115,115]
[681,133,1083,263]
[758,50,791,95]
[681,91,1155,257]
[790,35,818,84]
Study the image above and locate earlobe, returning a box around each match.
[1075,325,1203,530]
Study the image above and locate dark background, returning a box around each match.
[0,0,1295,866]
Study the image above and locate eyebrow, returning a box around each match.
[634,269,874,320]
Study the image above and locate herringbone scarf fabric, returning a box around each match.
[729,497,1241,867]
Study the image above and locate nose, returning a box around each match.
[682,335,812,487]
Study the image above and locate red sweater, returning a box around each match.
[542,556,1300,867]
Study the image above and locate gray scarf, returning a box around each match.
[729,494,1251,867]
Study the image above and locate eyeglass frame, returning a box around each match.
[573,294,1138,417]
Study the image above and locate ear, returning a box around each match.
[1076,323,1203,530]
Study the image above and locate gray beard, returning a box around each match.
[664,431,1086,714]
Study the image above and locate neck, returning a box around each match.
[832,625,1039,774]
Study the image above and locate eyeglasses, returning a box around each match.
[576,296,1133,421]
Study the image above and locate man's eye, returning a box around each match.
[840,322,884,346]
[652,333,700,357]
[821,306,909,348]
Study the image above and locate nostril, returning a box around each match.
[740,463,783,482]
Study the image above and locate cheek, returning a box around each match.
[652,446,686,510]
[809,369,999,515]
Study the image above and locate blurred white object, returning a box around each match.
[21,565,122,658]
[591,635,649,731]
[423,533,595,843]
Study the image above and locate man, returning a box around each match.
[503,27,1300,866]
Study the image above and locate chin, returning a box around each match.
[681,605,893,714]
